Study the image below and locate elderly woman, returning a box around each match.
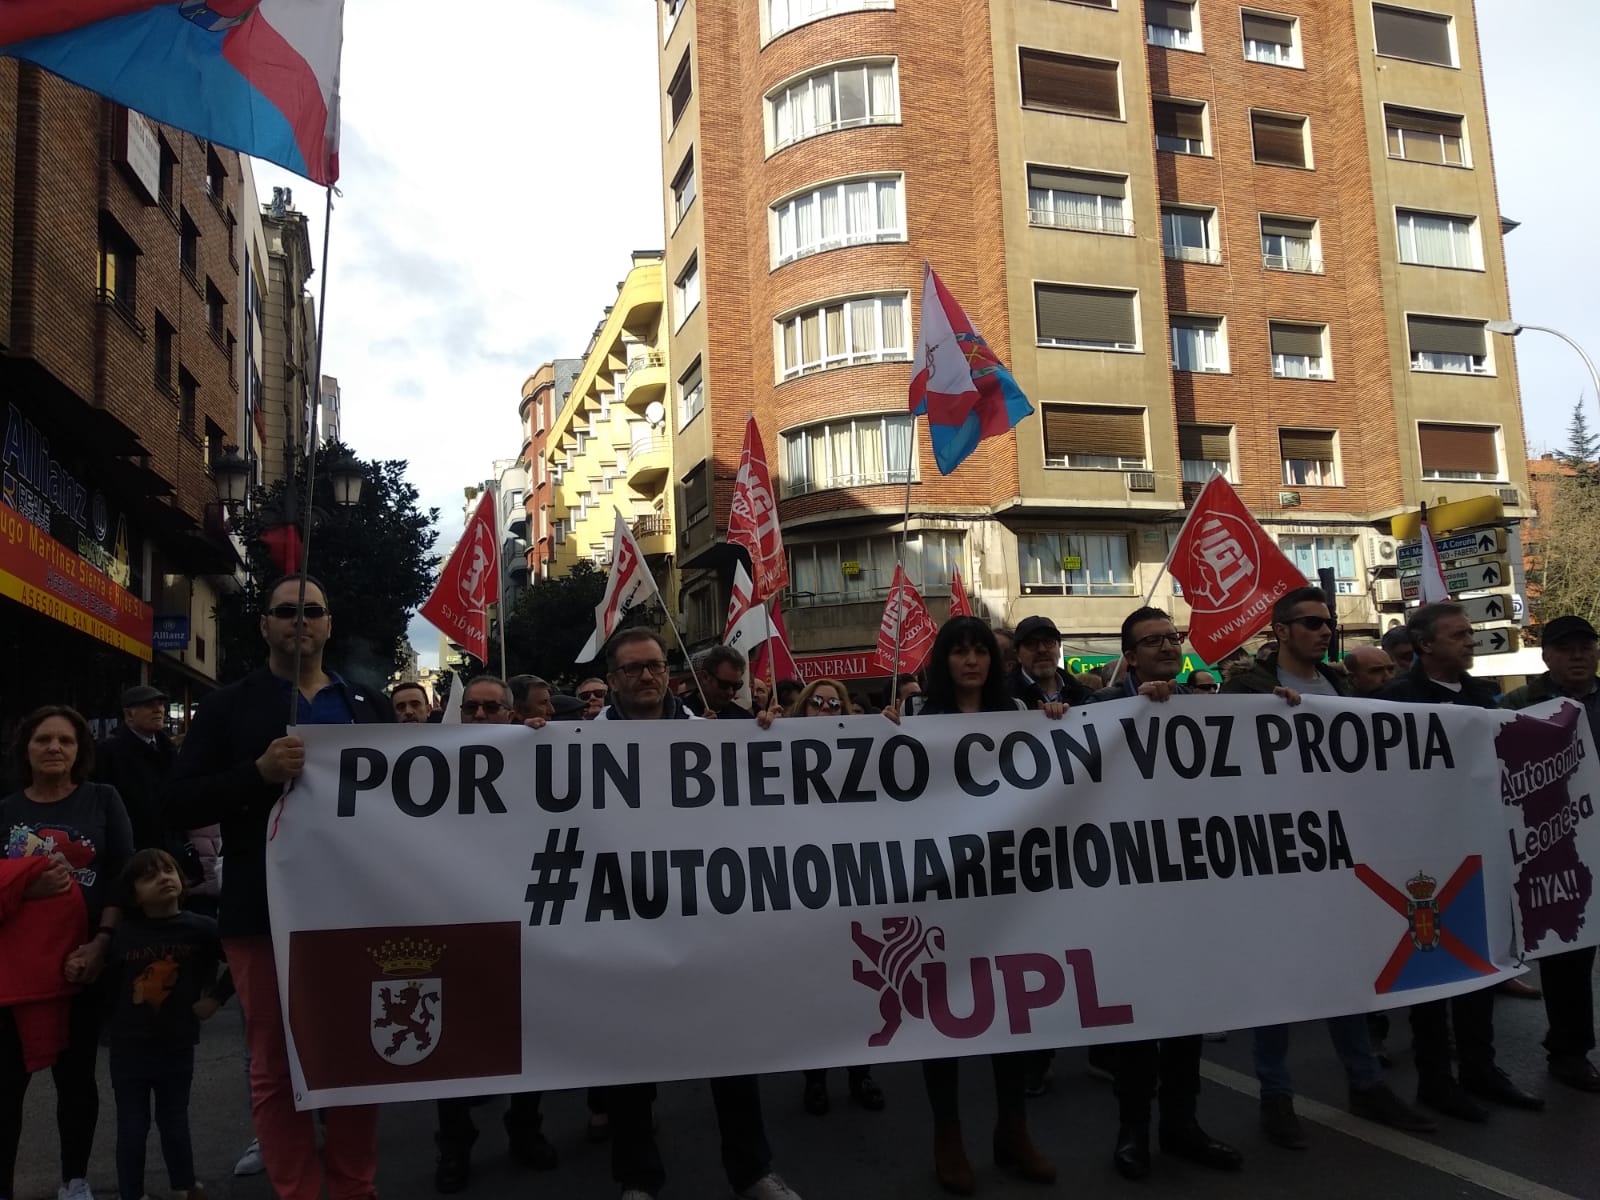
[2,705,134,1200]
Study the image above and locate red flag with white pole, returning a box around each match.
[874,565,939,674]
[727,415,788,601]
[950,566,973,618]
[419,490,499,666]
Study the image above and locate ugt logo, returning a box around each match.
[369,938,443,1066]
[850,918,1133,1046]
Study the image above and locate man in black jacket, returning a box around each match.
[681,644,755,719]
[1006,615,1092,709]
[96,684,176,852]
[1378,601,1544,1120]
[165,574,391,1200]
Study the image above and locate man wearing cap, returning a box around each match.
[96,683,177,851]
[1007,616,1092,710]
[1500,614,1600,1093]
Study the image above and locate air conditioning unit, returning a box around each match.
[1497,487,1520,505]
[1367,535,1399,567]
[1372,577,1402,604]
[1126,470,1157,492]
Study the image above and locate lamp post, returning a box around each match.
[212,444,252,511]
[1485,320,1600,420]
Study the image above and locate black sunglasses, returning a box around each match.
[1283,616,1335,632]
[267,604,328,620]
[459,701,505,716]
[577,689,607,701]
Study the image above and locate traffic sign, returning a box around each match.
[1400,557,1508,601]
[1455,593,1515,625]
[1472,626,1520,656]
[1397,527,1506,564]
[1399,551,1504,578]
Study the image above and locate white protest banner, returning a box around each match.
[267,697,1600,1109]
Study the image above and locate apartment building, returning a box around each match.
[656,0,1528,667]
[519,357,583,581]
[258,186,319,487]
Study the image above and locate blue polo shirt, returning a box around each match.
[278,672,356,726]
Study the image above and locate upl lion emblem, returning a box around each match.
[851,916,944,1047]
[369,939,443,1066]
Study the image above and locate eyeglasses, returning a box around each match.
[1134,632,1185,650]
[1189,682,1219,692]
[577,689,607,701]
[809,695,843,711]
[615,660,669,679]
[459,701,506,716]
[1283,616,1336,632]
[709,675,743,691]
[267,604,328,620]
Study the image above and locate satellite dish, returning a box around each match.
[645,401,666,427]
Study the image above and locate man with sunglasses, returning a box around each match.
[591,629,800,1200]
[1185,669,1219,693]
[1222,588,1435,1147]
[577,678,610,719]
[1088,608,1243,1179]
[683,644,755,719]
[165,574,391,1200]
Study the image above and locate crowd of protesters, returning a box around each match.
[2,572,1597,1200]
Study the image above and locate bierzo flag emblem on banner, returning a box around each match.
[576,510,660,662]
[0,0,344,184]
[1167,474,1309,662]
[727,415,787,600]
[418,490,498,666]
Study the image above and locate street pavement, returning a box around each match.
[15,969,1599,1200]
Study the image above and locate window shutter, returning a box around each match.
[1269,322,1325,357]
[1260,215,1315,239]
[1179,424,1232,461]
[1407,315,1486,356]
[1279,430,1334,461]
[1153,99,1206,139]
[1146,0,1194,31]
[1045,405,1147,458]
[1036,285,1137,345]
[1021,51,1121,119]
[1252,112,1307,166]
[1384,105,1462,139]
[1418,424,1499,475]
[1373,5,1453,66]
[1027,165,1126,198]
[1241,11,1293,42]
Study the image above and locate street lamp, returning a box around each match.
[212,444,251,509]
[326,451,366,509]
[1485,320,1600,417]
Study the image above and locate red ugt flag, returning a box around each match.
[875,565,939,674]
[419,491,499,665]
[950,566,973,618]
[727,415,788,600]
[751,596,803,684]
[1168,475,1308,662]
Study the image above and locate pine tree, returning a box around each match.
[1562,399,1598,467]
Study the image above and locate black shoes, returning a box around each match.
[433,1147,470,1194]
[1461,1067,1545,1111]
[1259,1094,1308,1149]
[507,1122,560,1171]
[1549,1055,1600,1093]
[1113,1124,1150,1180]
[849,1073,886,1111]
[1350,1082,1437,1132]
[1417,1076,1489,1122]
[802,1077,829,1116]
[1160,1120,1243,1171]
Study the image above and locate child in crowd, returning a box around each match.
[104,849,232,1200]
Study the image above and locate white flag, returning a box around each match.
[440,670,462,725]
[577,510,662,662]
[723,562,770,661]
[1418,515,1451,605]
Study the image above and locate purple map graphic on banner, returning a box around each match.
[1497,704,1594,952]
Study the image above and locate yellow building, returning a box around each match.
[545,251,678,615]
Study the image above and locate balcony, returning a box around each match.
[1029,209,1135,237]
[1163,244,1222,265]
[632,513,672,557]
[626,430,670,495]
[509,512,530,540]
[1262,252,1323,275]
[623,351,667,411]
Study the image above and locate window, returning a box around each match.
[205,145,226,201]
[1161,206,1219,263]
[1035,284,1138,350]
[673,255,700,327]
[1170,315,1227,372]
[768,60,898,151]
[1018,531,1135,596]
[787,530,961,607]
[781,413,914,496]
[206,279,226,338]
[1146,0,1200,50]
[1153,98,1206,154]
[1385,105,1465,165]
[1396,209,1480,269]
[1269,321,1329,378]
[1179,424,1233,483]
[1419,423,1502,481]
[1042,404,1147,469]
[678,359,704,426]
[767,0,893,39]
[204,418,225,472]
[667,52,692,125]
[663,0,684,42]
[178,369,198,436]
[157,137,177,214]
[154,313,175,393]
[671,150,696,226]
[1279,535,1357,582]
[776,293,909,378]
[1260,215,1320,273]
[1373,4,1455,67]
[1280,429,1338,486]
[679,462,711,525]
[1027,166,1130,234]
[1251,110,1310,168]
[1019,50,1121,120]
[1242,10,1300,64]
[98,216,138,316]
[1407,315,1489,374]
[179,209,199,280]
[772,175,903,265]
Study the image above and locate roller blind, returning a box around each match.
[1418,423,1498,474]
[1146,0,1194,31]
[1280,430,1334,461]
[1045,405,1148,458]
[1252,111,1307,166]
[1384,105,1462,139]
[1154,99,1206,139]
[1020,50,1121,119]
[1407,315,1486,356]
[1179,424,1232,460]
[1036,285,1138,345]
[1373,4,1453,65]
[1260,216,1315,239]
[1027,165,1126,198]
[1269,322,1325,357]
[1242,11,1293,43]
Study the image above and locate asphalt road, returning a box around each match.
[14,967,1599,1200]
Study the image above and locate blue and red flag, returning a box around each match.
[909,263,1033,475]
[0,1,343,184]
[1356,857,1499,995]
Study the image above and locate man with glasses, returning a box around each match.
[1185,669,1219,694]
[683,644,755,719]
[1222,587,1435,1146]
[592,629,800,1200]
[577,677,609,719]
[165,574,391,1200]
[1088,608,1243,1179]
[1007,615,1092,710]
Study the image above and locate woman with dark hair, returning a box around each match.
[887,616,1063,1194]
[2,705,135,1200]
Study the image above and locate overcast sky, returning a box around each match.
[251,0,1595,670]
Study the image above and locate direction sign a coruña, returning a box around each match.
[1471,626,1520,656]
[1400,557,1508,601]
[1397,526,1506,564]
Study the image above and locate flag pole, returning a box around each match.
[887,413,918,703]
[285,185,337,727]
[493,479,509,680]
[659,589,715,716]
